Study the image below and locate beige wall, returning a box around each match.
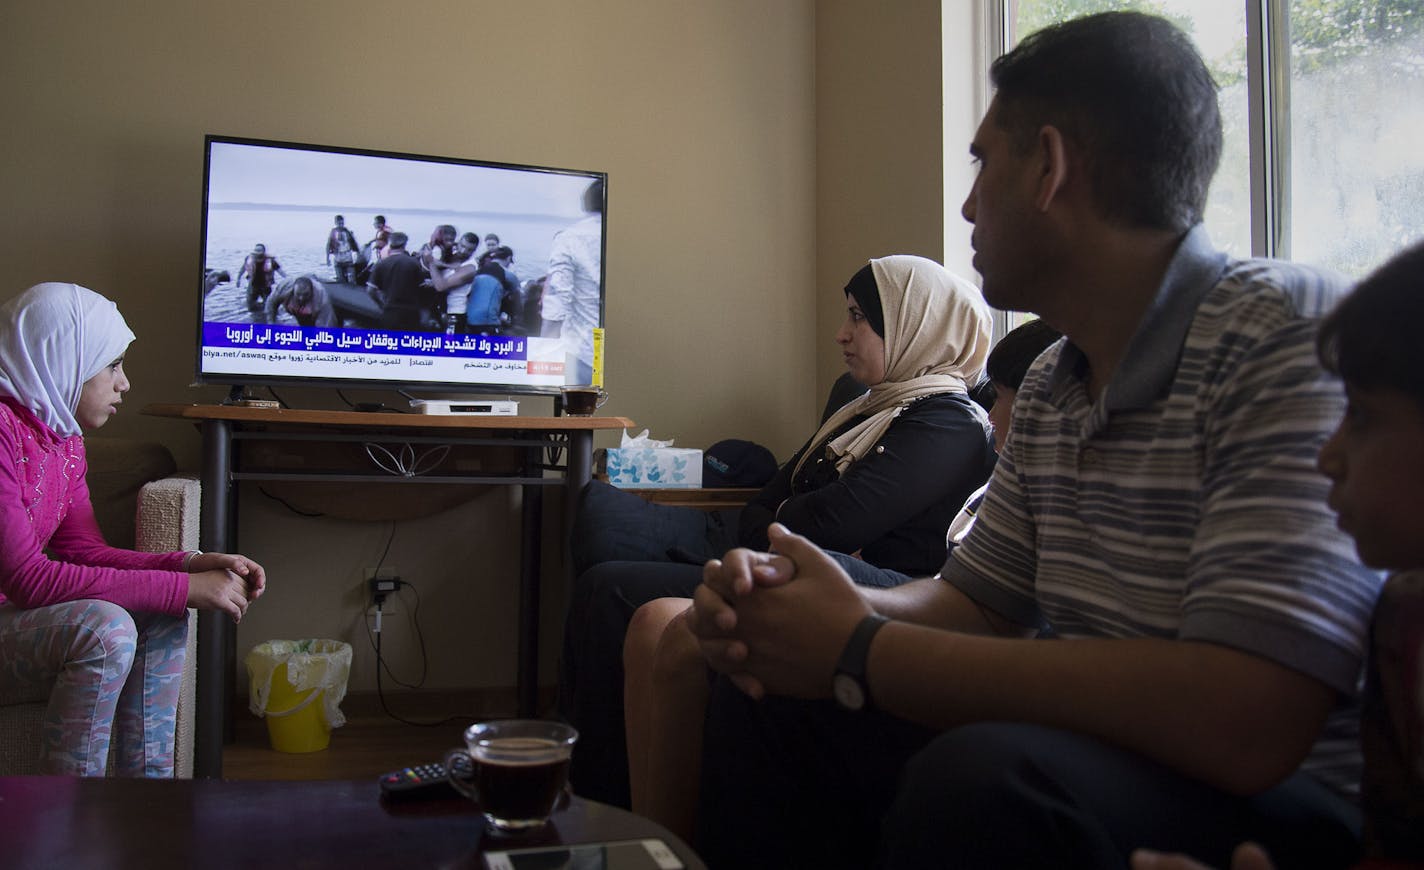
[2,0,970,693]
[2,0,824,460]
[812,0,984,395]
[814,0,947,396]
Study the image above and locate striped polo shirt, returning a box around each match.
[942,225,1383,796]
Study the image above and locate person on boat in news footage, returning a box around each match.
[367,232,428,331]
[325,215,361,285]
[365,215,392,264]
[358,215,394,285]
[421,224,458,266]
[481,246,519,287]
[234,243,286,312]
[264,275,337,328]
[463,245,522,334]
[480,245,523,331]
[453,232,479,265]
[426,233,481,334]
[477,233,502,267]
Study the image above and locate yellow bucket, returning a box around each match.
[262,662,331,753]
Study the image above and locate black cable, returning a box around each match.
[256,486,325,518]
[372,523,395,577]
[266,385,290,409]
[366,579,467,728]
[365,584,427,689]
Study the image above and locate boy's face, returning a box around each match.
[988,383,1016,453]
[1317,384,1424,570]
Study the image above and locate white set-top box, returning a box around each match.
[409,399,519,416]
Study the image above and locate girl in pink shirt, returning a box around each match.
[0,282,266,776]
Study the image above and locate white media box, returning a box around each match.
[409,399,519,416]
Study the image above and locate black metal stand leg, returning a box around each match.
[517,445,544,717]
[195,419,232,779]
[566,430,593,496]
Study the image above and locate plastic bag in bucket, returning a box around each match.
[244,639,353,753]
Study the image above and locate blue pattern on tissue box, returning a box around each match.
[606,447,702,488]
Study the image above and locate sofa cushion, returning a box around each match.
[569,480,740,574]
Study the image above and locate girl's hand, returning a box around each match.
[186,569,252,623]
[186,552,267,602]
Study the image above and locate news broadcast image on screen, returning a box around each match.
[197,136,607,396]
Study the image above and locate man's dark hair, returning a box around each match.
[1317,239,1424,408]
[989,11,1221,233]
[389,232,409,249]
[292,276,314,299]
[460,232,480,246]
[987,318,1062,391]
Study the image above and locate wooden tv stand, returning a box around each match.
[144,403,633,778]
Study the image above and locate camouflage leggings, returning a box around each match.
[0,599,186,777]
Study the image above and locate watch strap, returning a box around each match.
[835,613,890,709]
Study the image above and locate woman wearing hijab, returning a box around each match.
[622,270,1049,841]
[736,256,996,574]
[564,255,999,806]
[0,282,266,777]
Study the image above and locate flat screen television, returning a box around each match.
[195,135,606,398]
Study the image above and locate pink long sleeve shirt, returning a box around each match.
[0,397,188,615]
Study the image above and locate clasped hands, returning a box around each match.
[685,523,871,700]
[185,552,267,624]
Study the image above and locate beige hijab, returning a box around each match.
[791,255,991,481]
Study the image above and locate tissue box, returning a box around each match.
[605,447,703,489]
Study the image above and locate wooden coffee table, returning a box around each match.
[0,776,705,869]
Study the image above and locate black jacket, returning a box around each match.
[739,392,996,576]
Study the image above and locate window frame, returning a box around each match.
[979,0,1304,261]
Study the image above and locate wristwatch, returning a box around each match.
[832,613,890,712]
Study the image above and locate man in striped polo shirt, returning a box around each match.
[684,12,1381,870]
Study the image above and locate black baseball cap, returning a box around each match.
[703,439,778,488]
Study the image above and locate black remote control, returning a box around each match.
[378,761,459,801]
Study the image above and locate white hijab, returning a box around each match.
[0,282,135,437]
[792,255,991,480]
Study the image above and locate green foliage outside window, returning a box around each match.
[1291,0,1423,71]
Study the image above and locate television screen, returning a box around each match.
[196,135,606,396]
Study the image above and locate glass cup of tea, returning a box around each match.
[443,719,579,834]
[561,385,608,416]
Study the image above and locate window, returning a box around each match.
[986,0,1423,278]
